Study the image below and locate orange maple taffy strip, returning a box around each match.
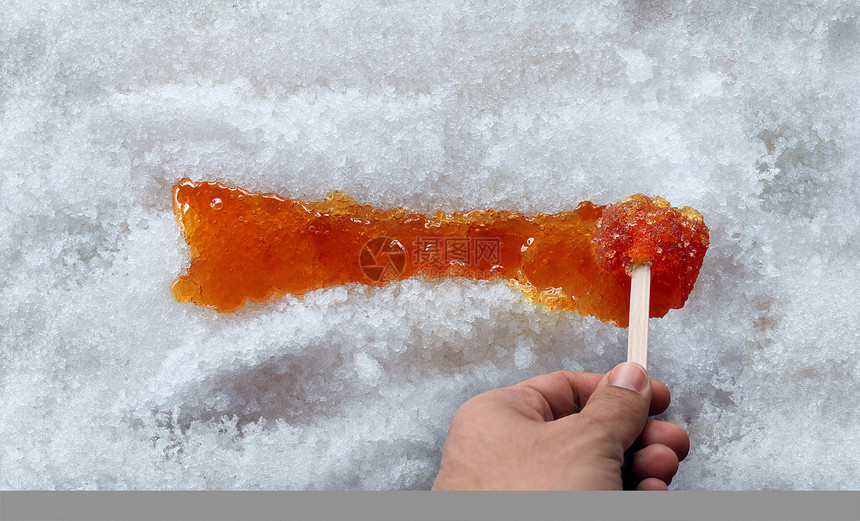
[171,179,709,326]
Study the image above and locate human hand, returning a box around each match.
[431,363,689,490]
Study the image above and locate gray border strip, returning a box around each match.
[1,491,858,521]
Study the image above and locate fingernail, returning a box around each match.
[609,362,648,393]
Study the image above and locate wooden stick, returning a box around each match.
[627,263,651,369]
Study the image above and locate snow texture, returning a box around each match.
[1,0,858,490]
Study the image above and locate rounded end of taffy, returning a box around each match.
[593,194,709,313]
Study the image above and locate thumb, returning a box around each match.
[577,362,652,458]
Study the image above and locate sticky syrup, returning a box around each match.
[171,179,709,326]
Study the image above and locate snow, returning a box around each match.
[1,0,858,490]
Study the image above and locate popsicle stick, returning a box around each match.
[627,263,651,369]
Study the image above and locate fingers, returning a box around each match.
[636,477,668,491]
[627,443,680,486]
[646,379,671,416]
[514,371,603,420]
[512,368,671,421]
[566,370,670,417]
[575,363,652,454]
[623,419,689,490]
[635,418,690,461]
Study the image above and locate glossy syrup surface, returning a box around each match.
[171,179,709,326]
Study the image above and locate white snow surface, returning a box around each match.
[1,0,858,490]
